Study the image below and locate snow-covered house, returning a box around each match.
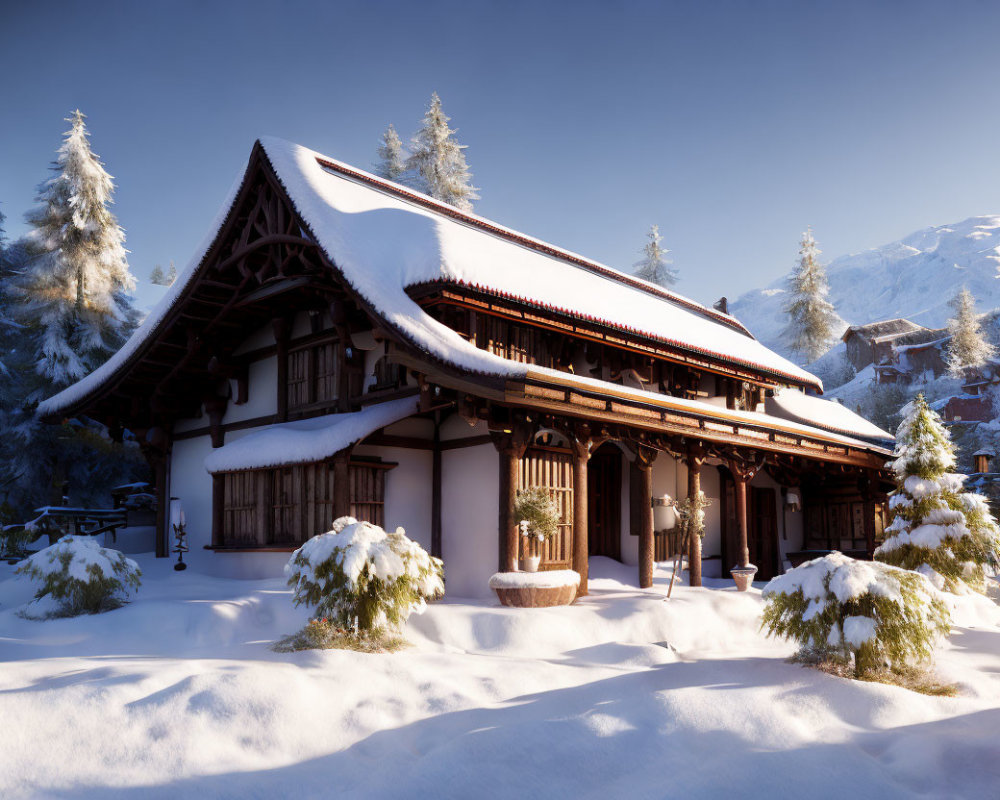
[38,139,894,597]
[842,319,949,383]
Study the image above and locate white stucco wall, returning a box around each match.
[352,443,433,552]
[440,440,498,599]
[224,355,278,424]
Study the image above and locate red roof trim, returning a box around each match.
[313,156,752,338]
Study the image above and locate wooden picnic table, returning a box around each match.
[31,506,129,542]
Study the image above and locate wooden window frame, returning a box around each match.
[216,457,397,551]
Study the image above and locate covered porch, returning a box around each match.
[487,404,892,598]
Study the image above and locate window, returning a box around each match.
[287,339,340,411]
[218,458,395,548]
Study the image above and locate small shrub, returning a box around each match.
[513,487,560,542]
[761,552,950,678]
[272,617,406,653]
[284,517,444,637]
[16,535,142,617]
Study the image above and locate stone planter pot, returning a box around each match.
[493,583,578,608]
[488,570,581,608]
[522,554,541,573]
[730,565,758,592]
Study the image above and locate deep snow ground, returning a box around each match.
[1,556,998,799]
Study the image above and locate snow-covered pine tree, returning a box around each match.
[781,228,840,363]
[406,93,479,211]
[633,225,678,287]
[374,124,406,182]
[944,288,995,377]
[165,260,177,285]
[875,393,1000,593]
[149,264,165,285]
[16,110,137,390]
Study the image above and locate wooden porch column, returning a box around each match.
[685,442,706,587]
[139,426,171,559]
[860,472,877,557]
[570,435,591,596]
[635,444,656,589]
[728,456,764,571]
[431,413,443,559]
[332,448,352,520]
[211,473,225,548]
[490,423,532,572]
[734,473,750,569]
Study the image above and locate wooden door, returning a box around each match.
[519,448,573,569]
[588,445,621,560]
[718,466,737,569]
[751,487,779,581]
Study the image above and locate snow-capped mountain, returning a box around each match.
[731,215,1000,352]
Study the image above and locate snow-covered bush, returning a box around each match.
[876,394,1000,592]
[16,535,141,617]
[761,553,950,678]
[284,517,444,635]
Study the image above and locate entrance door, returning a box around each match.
[751,487,779,581]
[588,444,621,560]
[718,468,780,581]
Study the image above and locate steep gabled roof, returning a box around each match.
[842,318,927,344]
[39,138,821,418]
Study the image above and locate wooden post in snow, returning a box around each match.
[635,444,656,589]
[570,434,591,596]
[491,422,532,572]
[685,442,706,587]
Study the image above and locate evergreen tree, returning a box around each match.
[875,393,1000,593]
[0,205,11,381]
[149,264,165,285]
[16,110,137,391]
[0,113,145,518]
[632,225,678,287]
[374,124,406,182]
[781,228,840,363]
[944,287,994,377]
[165,260,177,285]
[406,93,479,211]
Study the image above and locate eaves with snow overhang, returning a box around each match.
[38,137,825,426]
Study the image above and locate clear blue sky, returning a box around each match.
[3,0,1000,306]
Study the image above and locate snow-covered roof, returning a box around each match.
[203,396,418,473]
[764,389,892,444]
[842,318,927,343]
[973,446,996,458]
[39,137,820,418]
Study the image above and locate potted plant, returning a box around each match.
[513,487,560,573]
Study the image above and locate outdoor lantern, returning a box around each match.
[652,494,677,531]
[169,498,188,572]
[784,489,801,512]
[169,498,185,529]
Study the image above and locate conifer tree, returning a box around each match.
[406,93,479,211]
[781,228,840,363]
[165,260,177,285]
[944,288,994,377]
[149,264,165,285]
[875,393,1000,592]
[15,110,137,390]
[632,225,678,287]
[0,115,145,518]
[374,124,406,182]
